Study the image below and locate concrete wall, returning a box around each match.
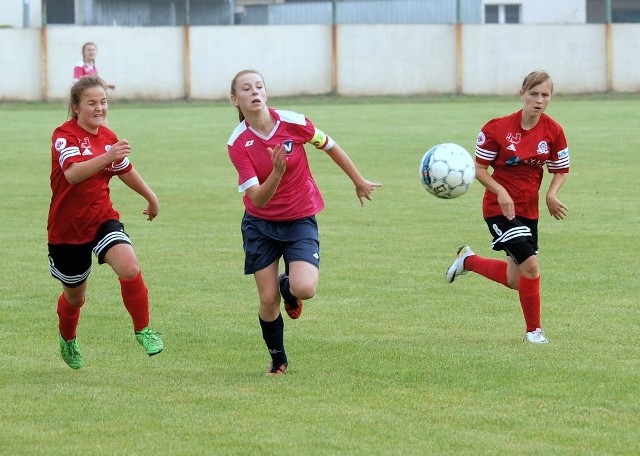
[1,23,639,101]
[45,26,185,99]
[462,24,608,95]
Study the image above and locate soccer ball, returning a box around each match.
[419,143,475,199]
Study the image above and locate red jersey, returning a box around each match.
[48,118,132,244]
[475,110,569,219]
[227,108,334,221]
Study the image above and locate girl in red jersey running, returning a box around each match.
[48,76,162,369]
[445,70,570,344]
[227,70,382,376]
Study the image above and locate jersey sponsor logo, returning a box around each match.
[476,131,486,146]
[506,155,521,166]
[558,149,569,158]
[537,141,549,154]
[283,139,294,154]
[245,140,254,147]
[54,138,66,152]
[506,132,521,144]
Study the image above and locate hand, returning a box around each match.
[355,180,383,207]
[143,199,160,221]
[497,189,515,220]
[107,139,131,164]
[546,194,568,220]
[267,143,287,177]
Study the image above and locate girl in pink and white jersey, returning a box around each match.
[227,70,382,376]
[445,70,570,344]
[73,42,115,90]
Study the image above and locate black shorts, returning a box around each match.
[48,220,132,288]
[241,213,320,275]
[485,215,538,266]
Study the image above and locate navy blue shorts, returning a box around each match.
[48,219,132,287]
[241,213,320,275]
[485,215,538,266]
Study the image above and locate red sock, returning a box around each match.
[518,275,541,332]
[119,271,150,332]
[465,255,509,288]
[57,294,82,341]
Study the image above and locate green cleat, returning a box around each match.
[135,327,164,356]
[59,333,84,369]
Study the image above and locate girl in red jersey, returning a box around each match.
[73,42,115,90]
[227,70,382,376]
[445,70,570,344]
[48,76,162,369]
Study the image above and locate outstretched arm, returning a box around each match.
[325,143,382,207]
[118,168,160,221]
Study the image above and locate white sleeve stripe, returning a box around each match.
[547,157,570,169]
[111,158,130,172]
[475,146,497,161]
[238,176,259,192]
[58,147,81,167]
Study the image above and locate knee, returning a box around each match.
[291,281,317,301]
[117,264,140,280]
[65,294,85,307]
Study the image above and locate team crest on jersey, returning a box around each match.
[506,132,521,144]
[476,131,486,146]
[283,139,294,154]
[54,138,66,152]
[245,140,254,147]
[537,141,549,154]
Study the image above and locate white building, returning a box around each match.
[2,0,638,28]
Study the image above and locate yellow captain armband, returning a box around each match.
[309,128,333,150]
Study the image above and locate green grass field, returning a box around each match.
[1,94,639,455]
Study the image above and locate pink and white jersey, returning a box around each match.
[48,118,132,244]
[227,108,334,221]
[475,110,569,219]
[73,62,98,81]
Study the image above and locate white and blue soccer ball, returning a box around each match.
[419,143,475,199]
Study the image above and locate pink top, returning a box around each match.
[73,61,98,81]
[227,108,334,221]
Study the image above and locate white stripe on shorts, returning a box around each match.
[50,264,92,285]
[93,230,131,257]
[492,225,531,248]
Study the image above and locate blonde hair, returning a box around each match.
[67,75,107,119]
[521,71,553,94]
[230,69,264,122]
